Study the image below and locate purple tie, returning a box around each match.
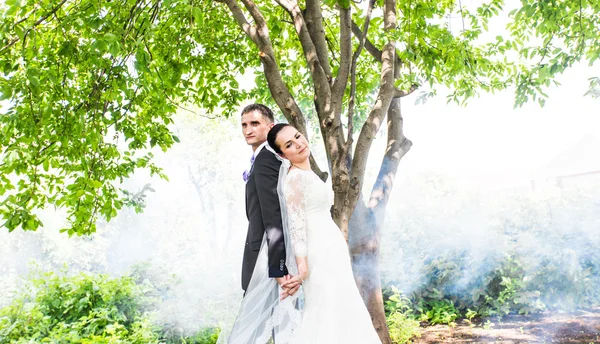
[242,154,255,182]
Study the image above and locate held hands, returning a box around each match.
[275,275,293,300]
[277,273,306,300]
[278,257,309,300]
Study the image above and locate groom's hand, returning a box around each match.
[277,275,294,300]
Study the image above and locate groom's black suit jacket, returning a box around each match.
[242,147,288,291]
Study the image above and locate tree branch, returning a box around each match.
[0,0,67,54]
[22,0,68,48]
[351,20,404,69]
[332,6,352,110]
[367,98,411,218]
[14,5,40,27]
[274,0,331,109]
[349,0,397,201]
[222,0,261,47]
[393,84,418,98]
[325,23,340,63]
[327,5,353,181]
[351,21,382,62]
[305,0,332,80]
[275,0,337,182]
[0,38,19,56]
[347,0,376,145]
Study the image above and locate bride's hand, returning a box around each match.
[280,284,300,300]
[280,274,304,298]
[280,257,308,299]
[275,275,291,300]
[284,283,300,299]
[280,287,295,300]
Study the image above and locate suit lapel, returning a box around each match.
[248,147,265,178]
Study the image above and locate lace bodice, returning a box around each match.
[284,168,333,258]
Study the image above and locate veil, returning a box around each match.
[217,147,303,344]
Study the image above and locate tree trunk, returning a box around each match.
[348,98,411,343]
[349,200,390,343]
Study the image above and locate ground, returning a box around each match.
[415,309,600,343]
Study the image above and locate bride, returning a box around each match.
[220,123,381,343]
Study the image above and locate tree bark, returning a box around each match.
[349,97,411,343]
[349,199,389,343]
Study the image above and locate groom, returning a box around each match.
[240,104,293,296]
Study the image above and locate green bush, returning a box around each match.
[0,272,159,343]
[478,256,545,317]
[385,287,421,343]
[160,327,220,344]
[411,253,548,318]
[419,299,459,325]
[0,271,219,344]
[385,249,596,325]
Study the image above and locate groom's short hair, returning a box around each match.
[241,103,275,124]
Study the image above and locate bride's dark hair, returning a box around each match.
[267,123,291,154]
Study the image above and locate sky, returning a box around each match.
[392,61,599,178]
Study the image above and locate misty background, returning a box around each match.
[1,57,599,334]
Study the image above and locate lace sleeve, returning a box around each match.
[284,171,309,258]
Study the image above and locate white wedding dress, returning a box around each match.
[284,168,381,344]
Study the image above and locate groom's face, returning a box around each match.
[241,110,273,149]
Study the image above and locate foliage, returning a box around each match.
[0,271,159,343]
[0,0,597,236]
[401,253,553,322]
[0,271,219,344]
[584,77,600,98]
[0,0,254,235]
[160,327,220,344]
[505,0,600,106]
[127,262,222,344]
[407,254,466,324]
[384,287,421,344]
[480,256,545,317]
[384,247,599,324]
[418,299,459,326]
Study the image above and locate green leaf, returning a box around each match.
[90,180,102,189]
[109,42,121,57]
[57,41,75,56]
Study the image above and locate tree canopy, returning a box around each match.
[0,0,597,235]
[0,0,251,234]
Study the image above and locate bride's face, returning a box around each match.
[275,126,310,164]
